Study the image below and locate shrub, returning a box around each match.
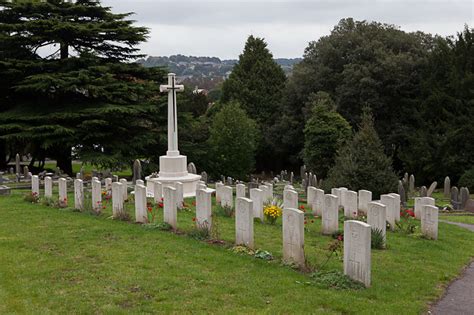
[371,228,385,249]
[24,192,40,203]
[310,271,365,290]
[189,220,211,240]
[303,92,352,178]
[325,107,398,198]
[396,208,417,234]
[216,204,234,218]
[459,168,474,191]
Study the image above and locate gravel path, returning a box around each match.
[430,220,474,314]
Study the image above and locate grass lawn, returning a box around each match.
[439,214,474,225]
[1,189,474,313]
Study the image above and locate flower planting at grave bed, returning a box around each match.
[264,204,282,224]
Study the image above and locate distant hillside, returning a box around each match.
[137,55,302,90]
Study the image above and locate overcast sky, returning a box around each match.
[102,0,473,59]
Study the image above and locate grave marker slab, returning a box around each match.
[119,178,128,201]
[236,183,246,198]
[31,175,39,196]
[421,205,438,240]
[282,208,305,266]
[343,190,358,218]
[44,176,53,198]
[322,194,339,235]
[313,188,325,216]
[235,197,254,248]
[163,186,177,229]
[367,202,386,244]
[389,193,401,222]
[221,186,233,208]
[196,188,212,231]
[414,197,435,219]
[112,182,124,218]
[175,181,184,209]
[344,220,371,287]
[380,194,396,230]
[134,184,147,223]
[283,189,298,210]
[92,179,102,211]
[250,188,264,220]
[358,190,372,215]
[153,181,163,203]
[74,179,84,211]
[58,178,67,205]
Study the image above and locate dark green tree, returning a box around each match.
[207,101,259,179]
[0,0,166,173]
[221,35,287,171]
[325,107,398,198]
[303,92,352,178]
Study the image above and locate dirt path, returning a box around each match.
[430,220,474,314]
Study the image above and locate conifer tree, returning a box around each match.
[0,0,166,173]
[325,107,398,198]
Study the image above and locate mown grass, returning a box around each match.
[1,189,474,314]
[440,214,474,225]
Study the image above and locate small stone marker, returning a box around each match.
[389,193,401,222]
[409,174,415,193]
[367,202,386,244]
[313,188,325,216]
[200,171,208,183]
[249,188,264,220]
[136,179,144,186]
[460,187,470,209]
[420,186,427,197]
[119,178,128,201]
[23,166,29,179]
[290,171,294,184]
[282,208,305,266]
[343,190,358,218]
[421,205,438,240]
[427,181,437,197]
[112,182,124,218]
[451,186,459,209]
[215,181,224,204]
[134,184,147,223]
[74,179,84,210]
[196,188,212,231]
[322,194,339,235]
[175,181,184,209]
[236,183,246,198]
[112,175,119,182]
[15,153,20,175]
[92,179,102,211]
[235,197,254,248]
[444,176,450,197]
[163,186,177,228]
[344,220,371,287]
[31,175,39,196]
[132,159,141,185]
[283,189,298,209]
[358,190,372,215]
[414,197,435,219]
[153,181,163,203]
[221,185,233,208]
[44,176,52,198]
[58,178,67,205]
[380,194,396,230]
[398,181,406,205]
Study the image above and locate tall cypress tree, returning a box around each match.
[0,0,166,173]
[221,35,287,171]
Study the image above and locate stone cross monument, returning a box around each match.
[147,73,200,197]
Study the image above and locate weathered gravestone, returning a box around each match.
[105,178,112,193]
[250,188,264,220]
[215,181,224,204]
[358,190,372,215]
[135,184,147,223]
[200,171,208,183]
[236,183,246,198]
[290,172,294,184]
[313,188,325,216]
[119,178,128,201]
[163,186,177,228]
[380,194,396,230]
[74,179,84,211]
[136,179,144,187]
[420,186,427,197]
[367,202,386,245]
[427,181,437,197]
[283,189,298,210]
[187,162,197,174]
[460,187,470,210]
[31,175,39,196]
[15,153,20,175]
[444,176,451,197]
[398,181,407,205]
[58,178,67,205]
[307,186,317,208]
[112,175,119,182]
[343,190,358,218]
[153,181,163,203]
[414,197,435,219]
[344,220,371,287]
[322,194,339,235]
[44,176,52,198]
[175,181,184,209]
[221,186,233,208]
[92,179,102,212]
[23,166,29,179]
[331,188,342,207]
[112,182,124,218]
[196,188,212,231]
[132,159,141,185]
[235,197,254,248]
[389,193,401,222]
[409,174,415,193]
[282,208,305,267]
[421,205,438,240]
[451,186,459,209]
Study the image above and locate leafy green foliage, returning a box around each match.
[371,228,385,249]
[459,167,474,191]
[303,92,352,178]
[325,108,398,198]
[207,101,259,179]
[310,271,365,290]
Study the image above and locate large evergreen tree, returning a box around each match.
[0,0,166,173]
[221,35,287,171]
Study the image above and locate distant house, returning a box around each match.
[193,86,208,96]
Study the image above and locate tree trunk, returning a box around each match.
[55,145,73,175]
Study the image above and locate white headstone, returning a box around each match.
[235,197,254,248]
[134,184,147,223]
[380,194,396,230]
[339,187,348,206]
[196,188,212,231]
[321,195,339,235]
[92,179,102,211]
[44,176,52,198]
[74,179,84,211]
[215,181,224,204]
[163,186,177,229]
[414,197,435,219]
[119,178,128,201]
[344,220,371,287]
[389,193,401,222]
[421,205,438,240]
[105,178,112,193]
[331,188,343,207]
[136,179,144,186]
[358,190,372,215]
[196,182,207,192]
[367,202,386,243]
[175,181,184,209]
[313,188,325,216]
[343,190,358,218]
[31,175,39,196]
[153,181,163,203]
[112,182,124,218]
[221,186,233,208]
[236,183,246,198]
[282,208,305,266]
[259,185,270,203]
[307,186,317,208]
[249,188,264,220]
[322,194,339,235]
[283,189,298,209]
[266,183,274,200]
[58,178,67,205]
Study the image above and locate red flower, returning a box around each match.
[102,206,106,209]
[192,217,196,222]
[299,205,305,210]
[337,235,343,241]
[192,201,196,206]
[160,197,164,201]
[147,207,152,213]
[158,202,163,208]
[304,221,307,225]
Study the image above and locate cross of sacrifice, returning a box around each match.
[160,73,184,156]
